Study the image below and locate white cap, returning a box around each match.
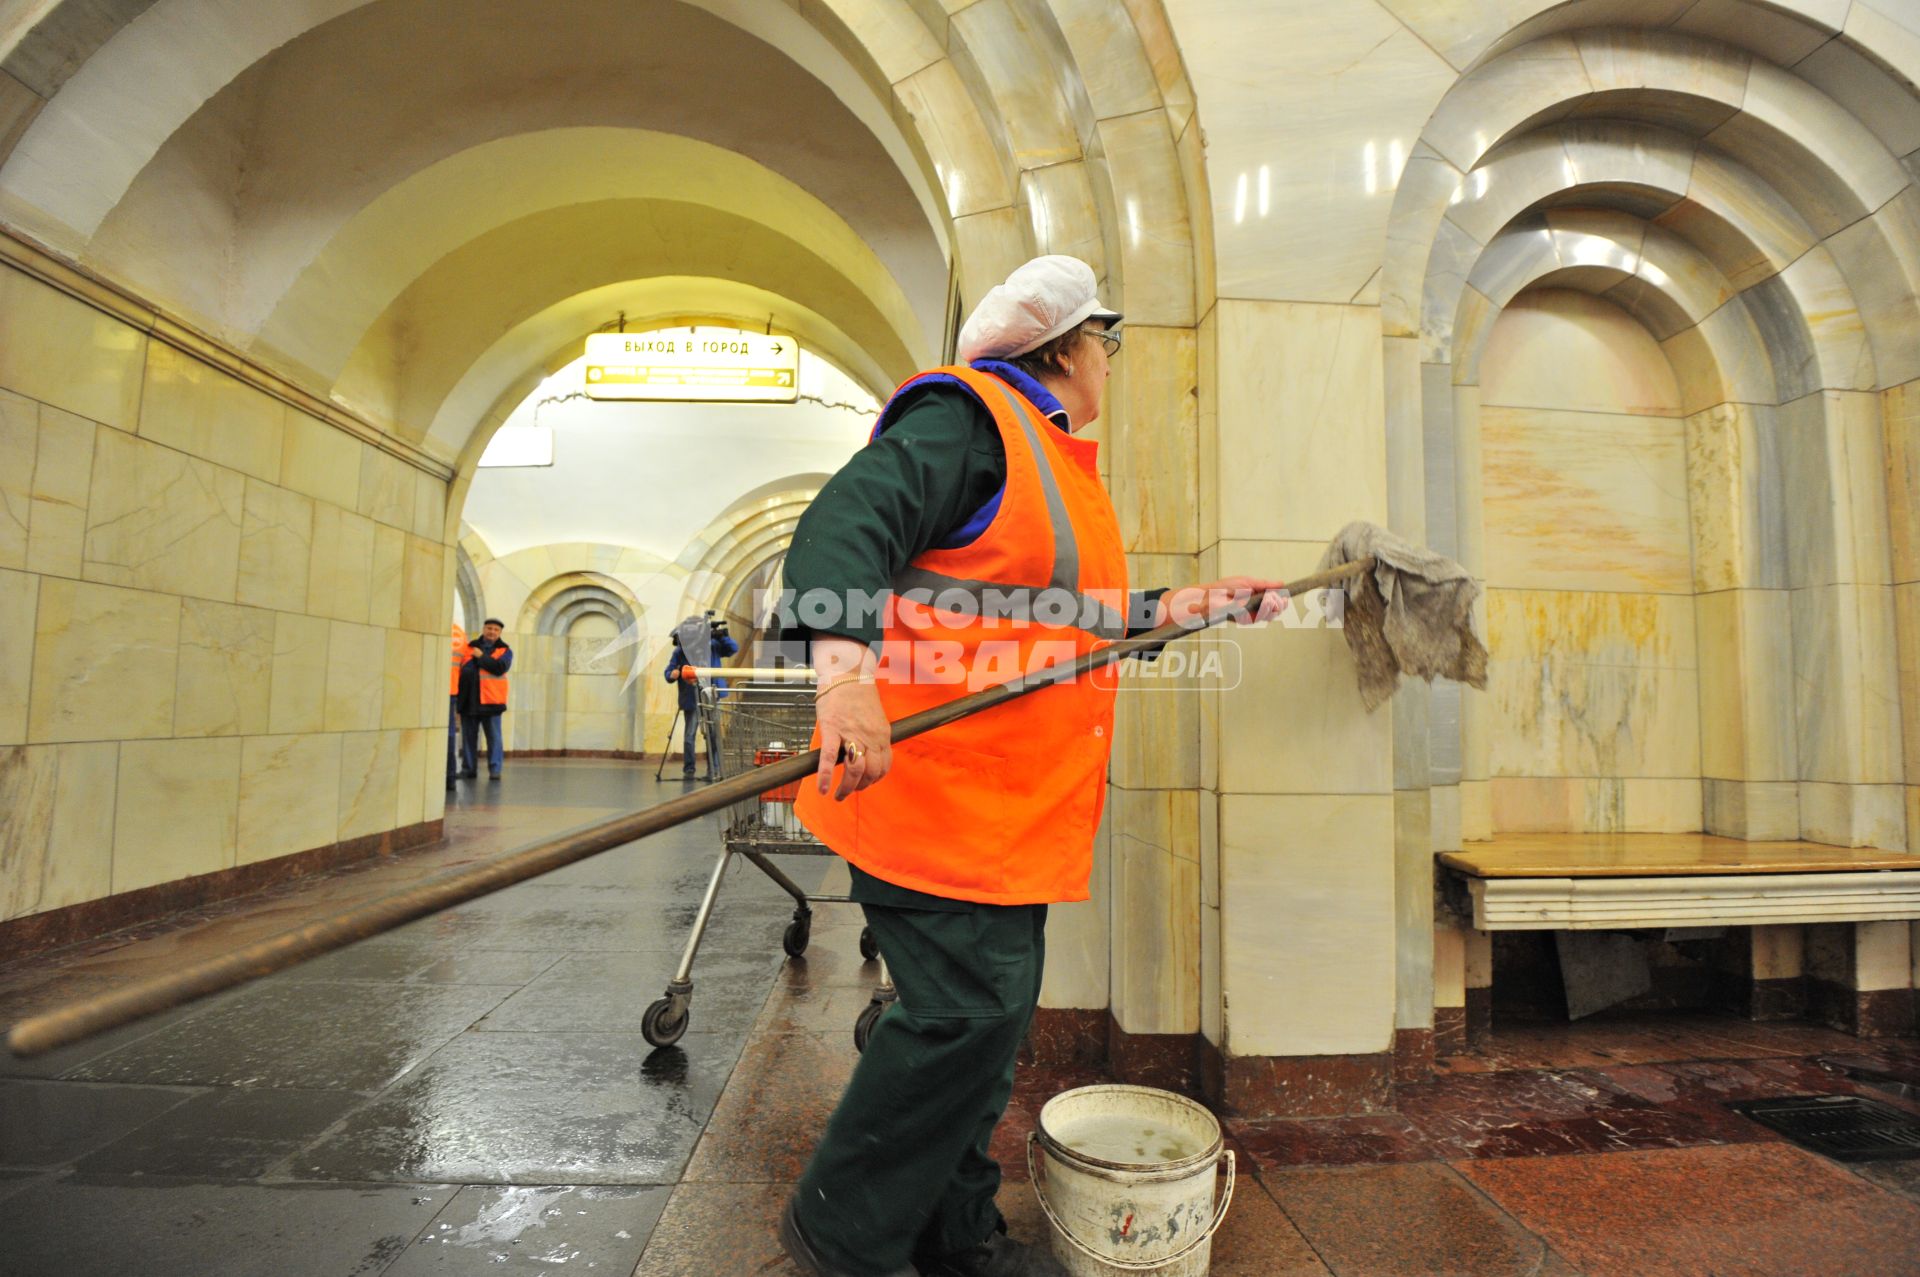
[955,255,1122,363]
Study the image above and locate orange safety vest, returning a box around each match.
[449,624,467,696]
[470,642,510,707]
[795,365,1128,905]
[452,626,511,708]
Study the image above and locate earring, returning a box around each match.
[1065,362,1075,375]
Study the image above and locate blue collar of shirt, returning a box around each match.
[970,359,1072,432]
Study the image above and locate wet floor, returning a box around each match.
[0,760,861,1276]
[4,760,1920,1275]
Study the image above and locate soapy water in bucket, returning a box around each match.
[1053,1114,1203,1166]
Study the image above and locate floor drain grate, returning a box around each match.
[1729,1095,1920,1162]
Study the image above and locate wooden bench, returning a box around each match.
[1439,833,1920,931]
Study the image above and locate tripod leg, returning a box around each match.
[653,708,682,780]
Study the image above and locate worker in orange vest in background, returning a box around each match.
[454,618,513,781]
[445,621,467,792]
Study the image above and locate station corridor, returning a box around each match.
[0,759,1916,1276]
[6,1,1920,1273]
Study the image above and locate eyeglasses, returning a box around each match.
[1094,330,1122,358]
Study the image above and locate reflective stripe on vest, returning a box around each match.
[449,624,468,696]
[794,365,1128,906]
[891,383,1127,640]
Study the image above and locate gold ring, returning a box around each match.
[845,741,866,761]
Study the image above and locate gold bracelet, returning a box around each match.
[814,671,875,701]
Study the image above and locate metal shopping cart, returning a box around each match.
[640,667,896,1052]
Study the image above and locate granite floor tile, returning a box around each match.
[1230,1113,1441,1169]
[1392,1065,1775,1160]
[1850,1158,1920,1203]
[75,1087,363,1178]
[69,980,521,1092]
[682,1031,853,1183]
[0,988,242,1081]
[1460,1143,1920,1277]
[0,1176,453,1277]
[755,980,883,1036]
[0,1079,198,1168]
[474,950,778,1036]
[293,1031,742,1185]
[431,888,789,955]
[381,1183,671,1275]
[1436,1015,1874,1075]
[1396,1070,1637,1150]
[776,941,891,991]
[0,1169,44,1206]
[1262,1161,1557,1276]
[272,940,448,983]
[629,1180,802,1276]
[407,949,567,986]
[631,1181,1067,1277]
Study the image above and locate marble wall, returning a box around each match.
[1166,0,1920,1083]
[3,0,1917,1100]
[461,537,699,759]
[0,261,453,924]
[1477,289,1703,834]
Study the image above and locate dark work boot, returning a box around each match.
[918,1225,1069,1277]
[778,1197,916,1277]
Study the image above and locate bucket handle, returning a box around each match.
[1026,1133,1236,1272]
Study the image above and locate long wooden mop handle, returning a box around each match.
[7,560,1373,1057]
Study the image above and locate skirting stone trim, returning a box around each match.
[1023,1007,1107,1067]
[0,818,444,959]
[1465,987,1492,1043]
[1434,1006,1467,1057]
[1109,1020,1202,1094]
[1394,1027,1435,1083]
[1711,970,1809,1022]
[1026,1010,1401,1116]
[509,749,649,761]
[1201,1038,1395,1117]
[1810,981,1918,1038]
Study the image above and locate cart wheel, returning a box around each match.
[782,918,811,958]
[859,927,880,962]
[642,997,689,1047]
[853,999,886,1053]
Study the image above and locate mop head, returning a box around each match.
[1317,521,1488,711]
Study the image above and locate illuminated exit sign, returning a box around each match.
[583,329,798,402]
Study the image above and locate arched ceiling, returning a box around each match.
[449,279,890,476]
[328,198,914,451]
[1388,18,1920,413]
[0,0,1205,489]
[0,0,955,466]
[230,127,922,385]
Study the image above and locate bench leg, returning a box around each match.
[1711,924,1808,1022]
[1433,923,1492,1054]
[1806,922,1916,1038]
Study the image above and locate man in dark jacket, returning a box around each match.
[456,618,514,781]
[661,614,738,780]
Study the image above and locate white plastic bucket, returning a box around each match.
[1027,1085,1235,1276]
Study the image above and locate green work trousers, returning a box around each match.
[794,897,1048,1276]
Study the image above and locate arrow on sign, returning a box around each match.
[770,341,785,354]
